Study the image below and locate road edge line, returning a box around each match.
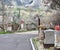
[30,38,36,50]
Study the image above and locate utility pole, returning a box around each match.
[18,8,21,29]
[17,7,21,30]
[17,8,20,19]
[1,0,5,30]
[19,9,20,17]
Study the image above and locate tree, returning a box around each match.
[52,12,60,26]
[44,0,60,26]
[44,0,60,10]
[51,0,60,10]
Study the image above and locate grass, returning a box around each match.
[0,31,13,34]
[32,38,53,50]
[32,38,39,50]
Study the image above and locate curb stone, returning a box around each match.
[30,38,36,50]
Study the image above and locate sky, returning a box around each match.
[3,0,44,8]
[20,0,43,8]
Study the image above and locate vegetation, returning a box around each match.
[43,0,60,26]
[32,38,38,50]
[43,0,60,10]
[51,0,60,10]
[32,38,54,50]
[0,31,13,34]
[51,0,60,25]
[51,12,60,25]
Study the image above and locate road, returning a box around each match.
[0,31,38,50]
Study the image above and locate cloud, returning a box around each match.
[20,0,25,3]
[25,0,35,7]
[12,0,17,6]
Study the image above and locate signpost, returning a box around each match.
[20,20,24,30]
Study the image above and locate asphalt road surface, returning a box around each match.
[0,32,37,50]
